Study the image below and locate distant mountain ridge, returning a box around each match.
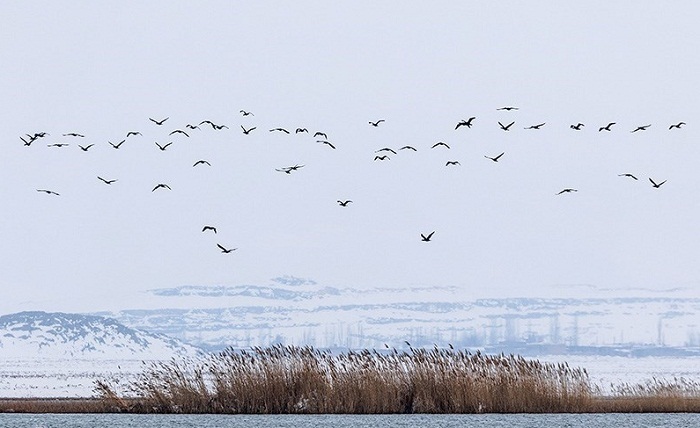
[0,311,201,360]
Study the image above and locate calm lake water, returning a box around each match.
[1,413,699,428]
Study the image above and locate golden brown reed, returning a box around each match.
[97,344,597,413]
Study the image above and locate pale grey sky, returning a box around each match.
[2,1,700,313]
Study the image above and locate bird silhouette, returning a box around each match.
[241,126,256,135]
[149,117,169,125]
[20,136,32,146]
[337,200,353,206]
[296,128,308,134]
[618,173,638,180]
[48,143,69,148]
[630,124,651,133]
[269,128,290,134]
[169,129,190,137]
[599,122,616,132]
[202,226,217,234]
[239,110,254,116]
[498,121,515,131]
[455,117,476,129]
[97,176,117,185]
[399,146,417,151]
[570,123,585,130]
[193,160,211,167]
[369,119,385,127]
[445,161,460,166]
[126,131,142,137]
[669,122,686,130]
[484,152,505,162]
[185,124,200,130]
[649,178,666,188]
[317,140,336,149]
[525,123,545,130]
[421,231,435,242]
[78,144,94,152]
[109,140,126,149]
[276,164,304,174]
[375,148,397,154]
[314,132,328,139]
[431,142,450,149]
[37,189,60,196]
[62,133,85,137]
[152,183,171,192]
[497,106,518,111]
[217,243,237,253]
[556,188,578,195]
[155,142,173,151]
[374,155,390,161]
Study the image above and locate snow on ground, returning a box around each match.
[1,355,700,398]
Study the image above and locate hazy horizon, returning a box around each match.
[3,1,700,314]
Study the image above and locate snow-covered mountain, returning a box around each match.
[0,311,201,360]
[93,277,700,355]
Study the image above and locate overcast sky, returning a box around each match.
[2,1,700,313]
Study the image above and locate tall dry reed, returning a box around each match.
[98,344,597,413]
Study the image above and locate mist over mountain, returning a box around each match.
[0,311,201,360]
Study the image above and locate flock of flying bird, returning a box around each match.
[22,106,684,253]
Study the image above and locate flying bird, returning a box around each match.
[78,144,95,152]
[570,123,585,130]
[276,164,304,174]
[399,146,417,151]
[649,178,666,188]
[62,133,85,137]
[149,117,169,125]
[337,200,353,207]
[421,231,435,242]
[152,183,172,192]
[525,123,545,130]
[369,119,385,127]
[169,129,190,137]
[630,124,651,133]
[374,155,390,161]
[217,243,237,253]
[97,176,118,185]
[185,124,200,130]
[556,188,578,195]
[202,226,217,234]
[241,126,256,135]
[296,128,309,134]
[155,142,173,151]
[20,136,32,146]
[126,131,142,137]
[317,140,336,149]
[599,122,616,132]
[618,173,638,180]
[497,106,519,111]
[109,140,126,149]
[193,160,211,167]
[48,143,69,148]
[269,128,290,134]
[375,147,397,154]
[455,117,476,129]
[669,122,686,130]
[484,152,505,162]
[431,142,450,149]
[314,132,327,139]
[445,161,460,166]
[498,121,515,131]
[239,110,254,116]
[37,189,60,196]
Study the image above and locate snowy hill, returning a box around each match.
[0,311,201,360]
[94,277,700,354]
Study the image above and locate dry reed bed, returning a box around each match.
[97,344,596,413]
[1,345,698,413]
